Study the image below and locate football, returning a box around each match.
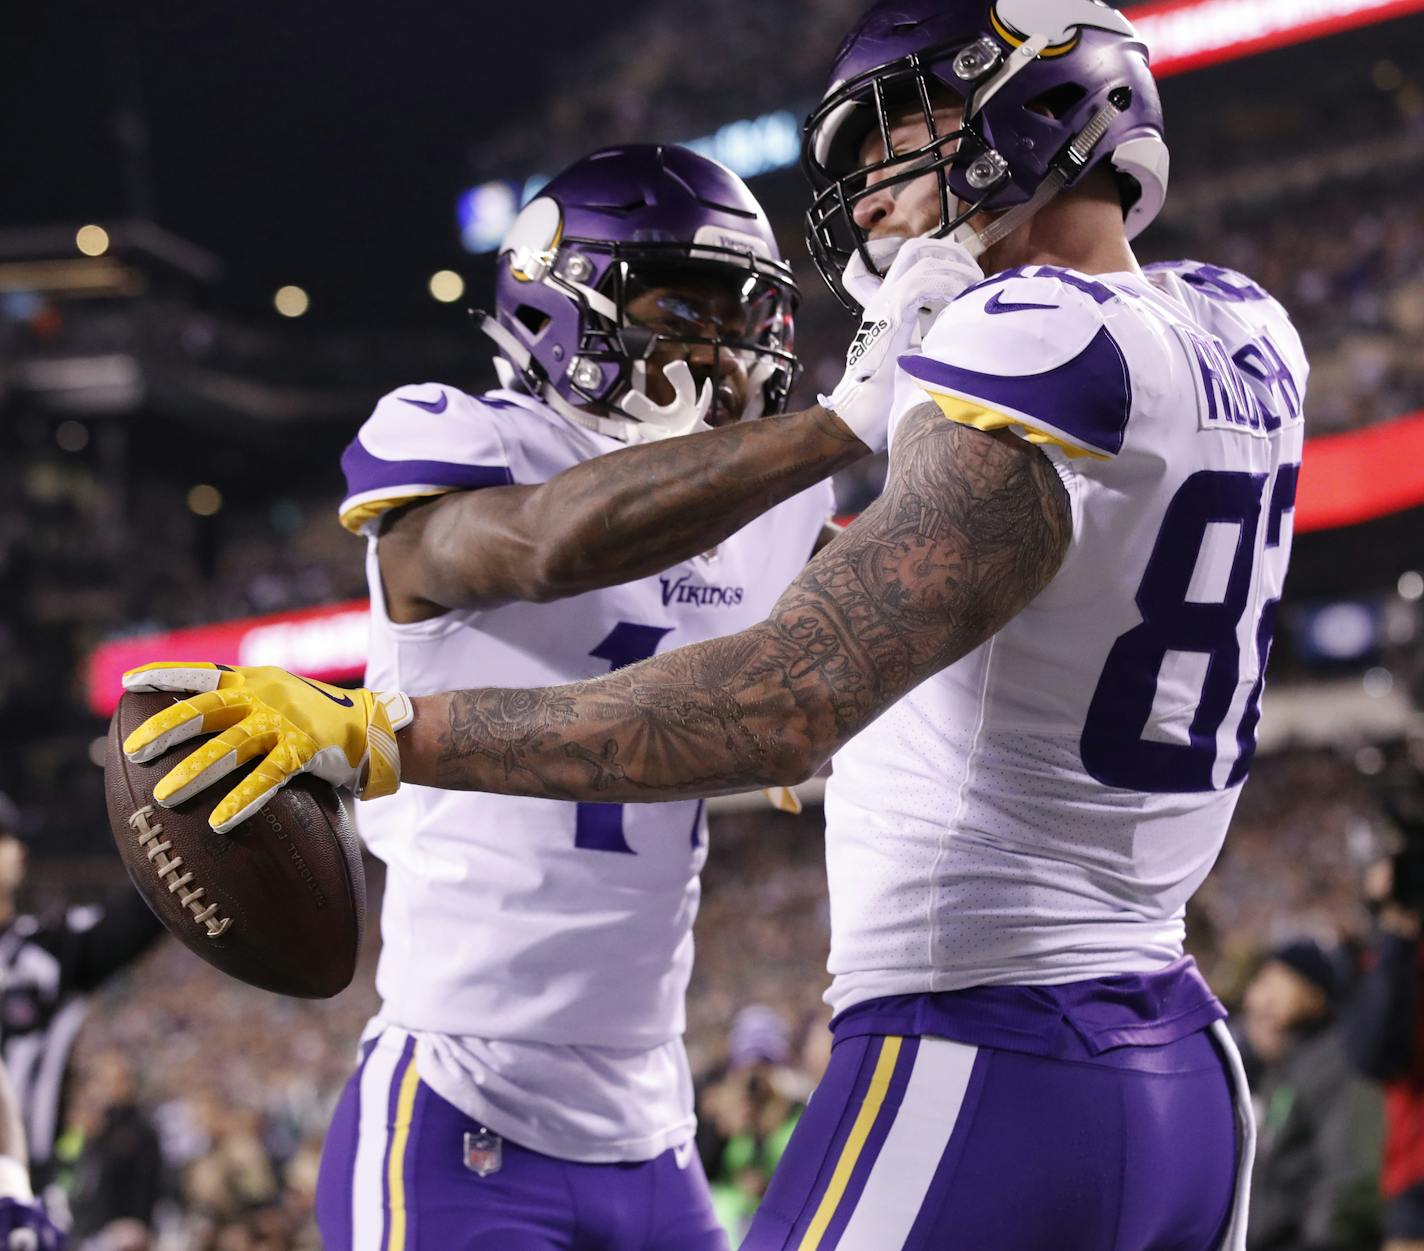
[104,690,366,998]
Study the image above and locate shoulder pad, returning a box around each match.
[899,268,1131,461]
[339,385,515,536]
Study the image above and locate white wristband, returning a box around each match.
[0,1157,33,1202]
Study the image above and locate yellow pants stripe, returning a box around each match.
[384,1059,422,1251]
[796,1036,904,1251]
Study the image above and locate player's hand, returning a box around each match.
[820,237,984,453]
[121,663,413,834]
[0,1196,65,1251]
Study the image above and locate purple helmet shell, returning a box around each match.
[490,144,799,423]
[803,0,1169,304]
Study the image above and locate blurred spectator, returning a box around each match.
[0,796,162,1183]
[0,1049,65,1250]
[1244,940,1384,1250]
[699,1005,810,1244]
[65,889,381,1249]
[182,1105,278,1224]
[68,1052,161,1247]
[1345,857,1424,1248]
[1191,751,1386,1004]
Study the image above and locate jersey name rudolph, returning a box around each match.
[823,261,1308,1016]
[339,385,830,1160]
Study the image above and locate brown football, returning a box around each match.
[105,690,366,998]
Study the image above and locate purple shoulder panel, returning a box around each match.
[900,323,1133,458]
[340,438,515,498]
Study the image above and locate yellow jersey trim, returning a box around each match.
[920,387,1111,462]
[339,487,458,535]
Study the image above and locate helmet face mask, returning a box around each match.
[489,146,802,439]
[619,256,797,425]
[552,242,799,425]
[801,0,1169,308]
[804,51,991,306]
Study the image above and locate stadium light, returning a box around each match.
[274,285,310,318]
[55,421,89,453]
[683,111,801,180]
[458,182,521,254]
[1364,667,1395,698]
[75,224,110,257]
[458,110,803,254]
[187,484,223,516]
[429,270,466,303]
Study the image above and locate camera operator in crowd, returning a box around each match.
[1245,938,1384,1250]
[1345,775,1424,1251]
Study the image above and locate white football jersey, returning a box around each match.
[339,384,831,1160]
[824,261,1308,1016]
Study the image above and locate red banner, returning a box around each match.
[1296,410,1424,534]
[87,599,371,716]
[1128,0,1424,77]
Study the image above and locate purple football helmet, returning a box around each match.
[803,0,1169,305]
[483,144,799,440]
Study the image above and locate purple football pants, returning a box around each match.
[316,1032,728,1251]
[742,1028,1238,1251]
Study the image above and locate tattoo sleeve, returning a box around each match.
[382,404,866,617]
[401,404,1073,800]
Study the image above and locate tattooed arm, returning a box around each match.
[399,404,1072,799]
[378,405,864,623]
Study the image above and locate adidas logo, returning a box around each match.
[846,318,889,370]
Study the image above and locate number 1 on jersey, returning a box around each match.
[575,623,673,854]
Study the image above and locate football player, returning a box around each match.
[0,1057,64,1249]
[138,144,966,1251]
[123,1,1308,1247]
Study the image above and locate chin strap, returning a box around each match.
[955,87,1132,260]
[953,169,1067,259]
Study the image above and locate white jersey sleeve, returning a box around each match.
[895,268,1151,480]
[338,384,516,536]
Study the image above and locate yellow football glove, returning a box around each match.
[121,663,413,834]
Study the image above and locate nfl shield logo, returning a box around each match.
[463,1130,503,1177]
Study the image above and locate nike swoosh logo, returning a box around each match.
[399,390,449,414]
[985,292,1059,315]
[297,677,355,708]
